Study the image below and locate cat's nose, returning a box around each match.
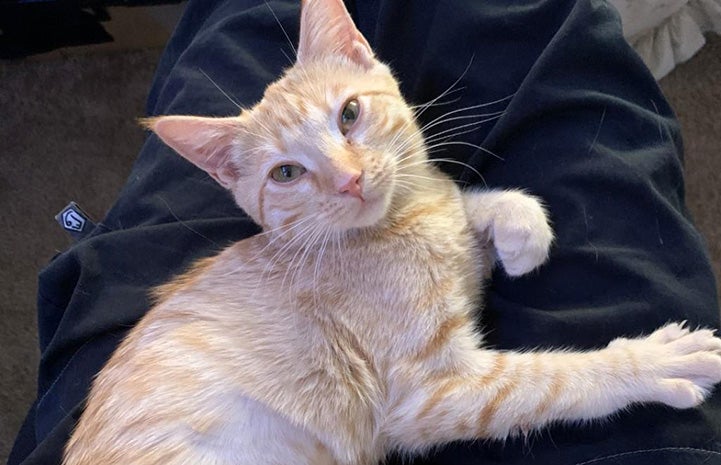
[337,170,364,201]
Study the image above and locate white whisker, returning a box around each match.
[275,221,318,282]
[410,90,464,114]
[198,67,242,110]
[427,141,504,162]
[423,117,502,145]
[419,111,505,135]
[221,214,317,280]
[413,55,475,120]
[388,109,504,166]
[399,157,487,187]
[265,0,297,59]
[287,223,326,297]
[157,195,221,247]
[418,104,504,135]
[259,219,319,291]
[312,227,333,305]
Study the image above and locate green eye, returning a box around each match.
[270,164,306,183]
[340,98,360,134]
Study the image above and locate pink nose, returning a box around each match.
[337,171,364,201]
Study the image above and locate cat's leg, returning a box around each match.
[385,322,721,451]
[462,189,553,276]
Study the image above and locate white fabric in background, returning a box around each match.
[608,0,721,79]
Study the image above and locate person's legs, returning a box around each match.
[10,1,720,464]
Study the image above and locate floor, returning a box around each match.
[0,4,187,463]
[12,3,187,61]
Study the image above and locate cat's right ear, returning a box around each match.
[141,116,240,189]
[297,0,374,68]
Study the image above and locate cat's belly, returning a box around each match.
[206,394,339,465]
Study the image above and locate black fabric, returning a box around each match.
[9,0,721,464]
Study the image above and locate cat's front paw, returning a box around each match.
[609,322,721,409]
[491,192,553,277]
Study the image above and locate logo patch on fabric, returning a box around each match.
[55,202,95,240]
[62,208,85,231]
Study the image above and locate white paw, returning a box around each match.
[491,193,553,276]
[609,322,721,409]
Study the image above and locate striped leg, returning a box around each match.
[386,322,721,451]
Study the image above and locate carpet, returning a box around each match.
[0,48,161,462]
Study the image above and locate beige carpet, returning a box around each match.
[0,48,161,462]
[0,35,719,465]
[660,34,721,297]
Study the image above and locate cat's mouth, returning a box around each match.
[341,184,391,230]
[328,165,397,232]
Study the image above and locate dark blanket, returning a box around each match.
[9,1,721,464]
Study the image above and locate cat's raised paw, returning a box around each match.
[491,193,553,277]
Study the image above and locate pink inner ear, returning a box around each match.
[297,0,374,67]
[146,115,240,188]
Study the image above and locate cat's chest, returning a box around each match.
[211,215,482,357]
[288,229,481,348]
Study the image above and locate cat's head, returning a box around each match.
[144,0,426,236]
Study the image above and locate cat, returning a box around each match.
[62,0,721,464]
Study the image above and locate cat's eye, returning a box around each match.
[339,98,360,135]
[270,164,306,183]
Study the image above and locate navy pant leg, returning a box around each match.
[371,1,721,463]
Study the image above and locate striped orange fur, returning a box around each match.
[63,0,721,464]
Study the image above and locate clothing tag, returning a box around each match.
[55,202,96,240]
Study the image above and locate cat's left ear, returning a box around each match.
[141,116,240,189]
[297,0,374,68]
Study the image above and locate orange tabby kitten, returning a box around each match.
[63,0,721,464]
